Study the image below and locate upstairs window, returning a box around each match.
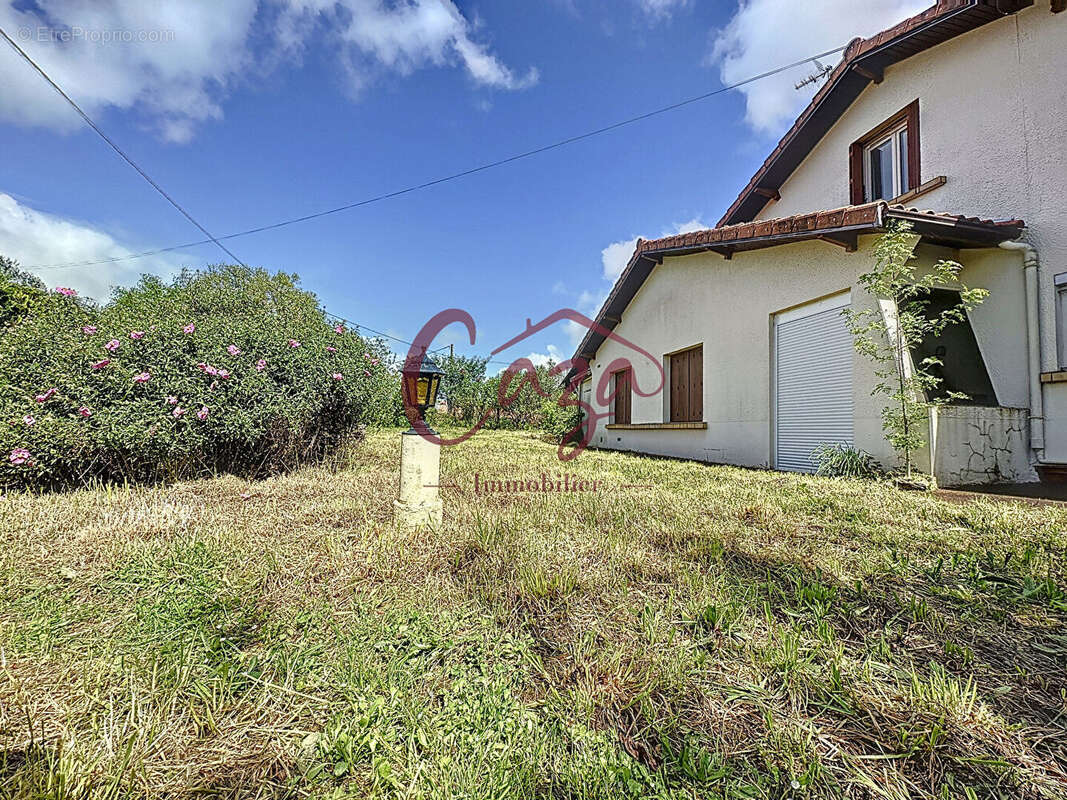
[851,100,920,204]
[669,345,703,423]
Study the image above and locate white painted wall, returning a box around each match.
[752,3,1067,462]
[584,236,1025,483]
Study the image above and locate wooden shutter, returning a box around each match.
[849,141,865,205]
[670,346,702,423]
[688,346,703,422]
[613,369,631,424]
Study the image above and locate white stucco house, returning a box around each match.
[568,0,1067,486]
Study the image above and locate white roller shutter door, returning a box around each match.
[775,294,854,472]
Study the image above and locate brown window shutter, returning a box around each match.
[849,141,865,205]
[689,347,703,422]
[670,352,689,423]
[613,369,631,424]
[905,99,921,190]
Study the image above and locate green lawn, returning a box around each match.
[2,430,1066,799]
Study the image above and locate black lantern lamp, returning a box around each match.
[402,349,444,432]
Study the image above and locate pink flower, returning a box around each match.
[255,359,266,371]
[371,359,379,366]
[105,339,120,352]
[35,388,57,403]
[9,448,31,466]
[326,346,337,353]
[226,344,241,356]
[166,396,178,405]
[205,365,218,376]
[332,373,343,381]
[183,323,195,334]
[82,325,97,335]
[130,331,145,340]
[23,415,35,426]
[132,372,151,384]
[78,406,92,418]
[363,369,371,377]
[55,287,76,297]
[334,324,344,334]
[196,406,209,421]
[218,369,231,380]
[288,339,300,348]
[209,380,219,391]
[172,406,186,418]
[92,359,110,370]
[363,353,371,360]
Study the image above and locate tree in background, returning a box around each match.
[844,222,988,476]
[0,254,48,330]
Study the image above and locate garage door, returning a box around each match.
[775,293,854,472]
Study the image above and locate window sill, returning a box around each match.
[606,422,707,430]
[889,176,946,206]
[1040,370,1067,384]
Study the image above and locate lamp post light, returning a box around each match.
[395,349,445,530]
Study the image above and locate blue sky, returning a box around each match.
[0,0,927,366]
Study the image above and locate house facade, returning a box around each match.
[570,0,1066,485]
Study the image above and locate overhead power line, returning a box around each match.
[16,43,849,272]
[0,25,247,268]
[0,24,431,348]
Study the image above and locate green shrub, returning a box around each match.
[812,443,883,480]
[1,265,398,489]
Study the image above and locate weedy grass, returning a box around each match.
[1,430,1066,798]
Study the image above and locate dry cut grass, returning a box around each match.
[1,429,1066,799]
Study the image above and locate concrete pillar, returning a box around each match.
[394,431,443,529]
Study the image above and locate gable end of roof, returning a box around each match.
[717,0,1034,228]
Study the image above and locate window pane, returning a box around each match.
[868,138,894,201]
[898,129,910,194]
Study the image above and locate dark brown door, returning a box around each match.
[613,369,631,424]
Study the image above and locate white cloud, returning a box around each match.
[0,0,537,142]
[524,344,564,367]
[637,0,690,19]
[0,192,194,300]
[600,217,704,281]
[708,0,930,136]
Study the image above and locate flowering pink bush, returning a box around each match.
[55,287,76,297]
[1,265,397,490]
[9,448,30,465]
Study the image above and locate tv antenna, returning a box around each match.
[795,58,833,90]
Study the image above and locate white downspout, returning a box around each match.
[999,240,1044,458]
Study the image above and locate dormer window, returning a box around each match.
[850,100,920,205]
